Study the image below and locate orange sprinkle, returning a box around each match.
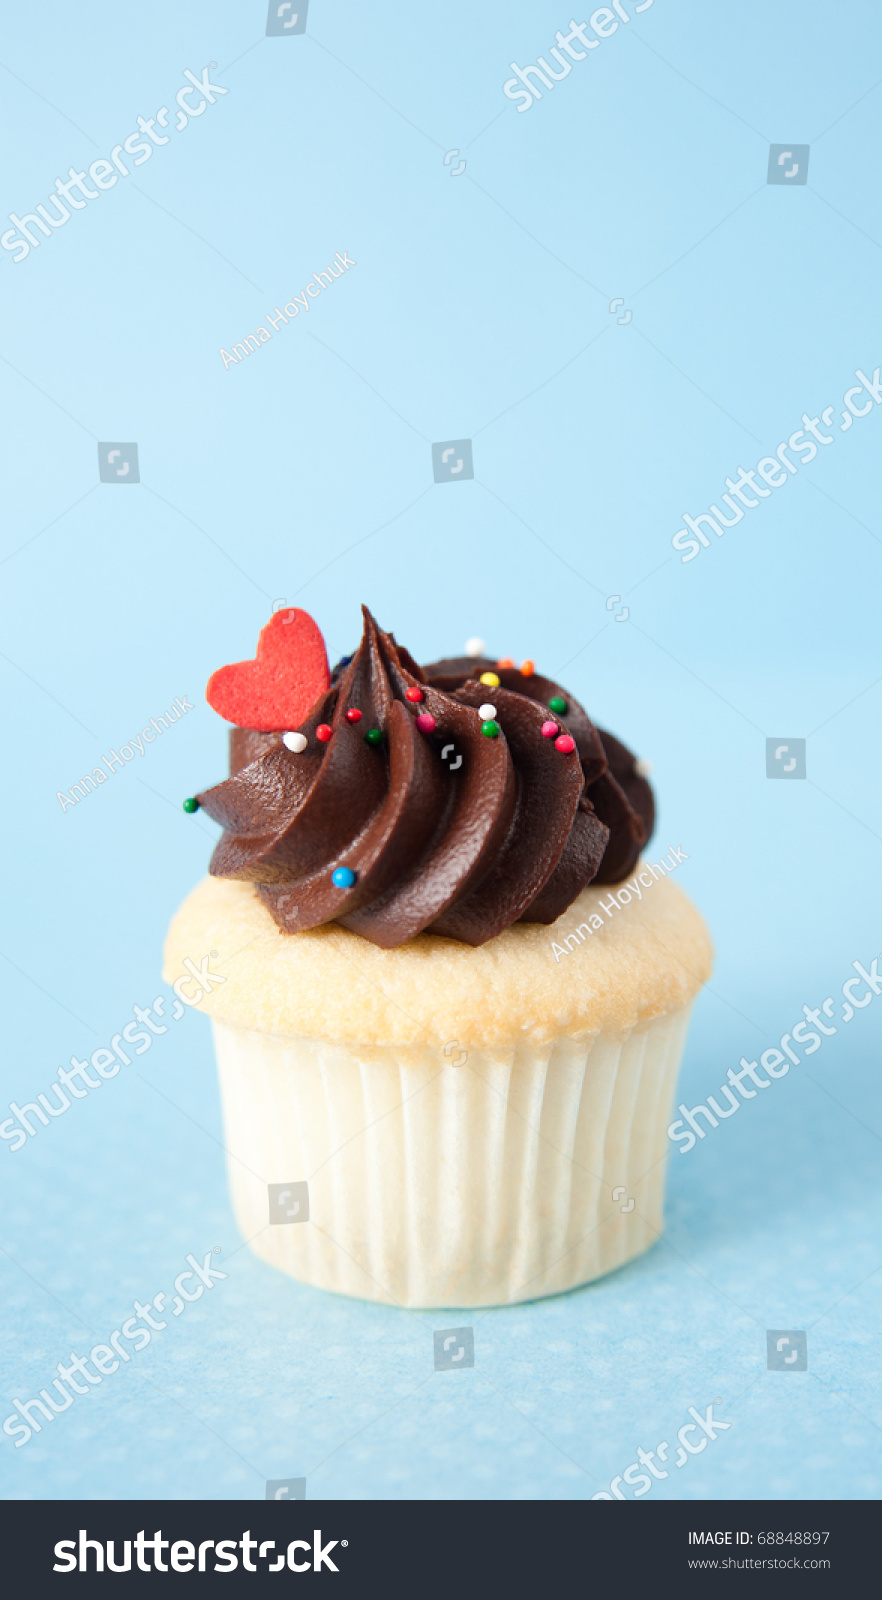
[520,659,535,677]
[496,657,515,669]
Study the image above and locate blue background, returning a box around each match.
[1,0,880,1500]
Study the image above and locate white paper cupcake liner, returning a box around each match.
[211,1003,693,1308]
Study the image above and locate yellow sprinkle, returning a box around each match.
[479,671,500,687]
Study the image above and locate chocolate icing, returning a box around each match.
[195,608,654,948]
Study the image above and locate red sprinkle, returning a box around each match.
[316,724,333,742]
[555,734,576,753]
[541,720,559,739]
[416,713,436,733]
[405,686,424,703]
[345,708,363,723]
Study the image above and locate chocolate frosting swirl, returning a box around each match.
[195,608,654,948]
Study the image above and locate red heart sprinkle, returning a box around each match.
[206,609,331,732]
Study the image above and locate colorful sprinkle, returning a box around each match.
[365,727,383,746]
[478,702,497,720]
[548,695,568,715]
[634,758,653,778]
[416,713,436,733]
[464,637,486,657]
[405,686,424,703]
[541,720,559,739]
[316,723,333,742]
[332,867,357,888]
[481,720,500,739]
[520,659,535,677]
[479,671,500,688]
[496,657,515,669]
[555,734,576,754]
[283,731,308,752]
[182,796,199,813]
[345,708,363,723]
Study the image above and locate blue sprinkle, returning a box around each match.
[332,867,357,889]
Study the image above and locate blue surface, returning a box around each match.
[2,0,881,1501]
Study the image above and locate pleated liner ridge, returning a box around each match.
[211,1006,692,1308]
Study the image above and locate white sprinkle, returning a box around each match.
[478,702,497,720]
[634,757,653,778]
[464,636,486,657]
[283,731,308,753]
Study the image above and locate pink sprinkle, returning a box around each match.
[416,713,436,733]
[541,720,559,739]
[555,734,576,754]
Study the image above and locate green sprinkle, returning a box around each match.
[365,728,383,747]
[481,720,500,739]
[182,797,200,814]
[548,695,568,715]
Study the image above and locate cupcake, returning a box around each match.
[164,607,712,1308]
